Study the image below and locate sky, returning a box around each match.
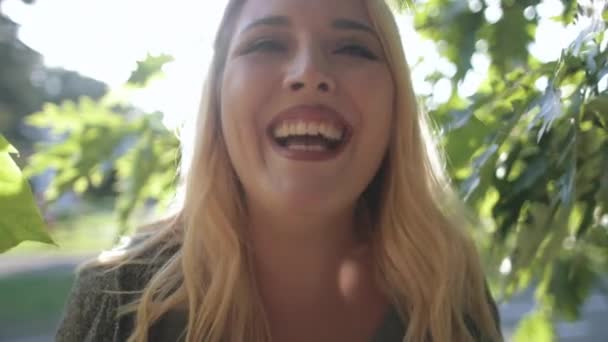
[1,0,584,128]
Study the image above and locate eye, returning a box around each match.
[336,44,378,60]
[242,39,286,54]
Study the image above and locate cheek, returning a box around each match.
[220,61,277,165]
[346,66,394,148]
[221,59,277,124]
[220,65,256,163]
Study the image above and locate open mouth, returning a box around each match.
[266,104,353,161]
[270,120,348,152]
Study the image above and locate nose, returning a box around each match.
[283,45,336,94]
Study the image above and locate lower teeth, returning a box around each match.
[275,136,342,151]
[286,144,327,151]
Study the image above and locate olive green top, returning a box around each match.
[55,244,501,342]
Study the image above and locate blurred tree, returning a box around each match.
[24,53,179,238]
[0,0,107,158]
[392,0,608,339]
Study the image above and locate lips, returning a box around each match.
[266,104,353,161]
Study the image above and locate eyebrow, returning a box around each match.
[332,18,376,35]
[243,15,290,31]
[242,15,376,36]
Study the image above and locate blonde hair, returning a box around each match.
[116,0,503,341]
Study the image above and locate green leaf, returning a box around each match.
[484,3,535,74]
[127,53,174,86]
[459,143,498,200]
[546,256,597,321]
[0,135,55,253]
[0,136,18,155]
[585,94,608,113]
[511,155,548,195]
[560,0,579,24]
[24,97,137,204]
[443,110,491,173]
[513,309,555,342]
[415,1,484,81]
[386,0,414,12]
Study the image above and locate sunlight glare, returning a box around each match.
[499,258,512,275]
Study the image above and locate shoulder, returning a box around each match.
[56,233,177,342]
[55,262,126,341]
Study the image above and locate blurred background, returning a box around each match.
[0,0,607,341]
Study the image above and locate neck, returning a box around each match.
[247,202,370,300]
[245,202,389,341]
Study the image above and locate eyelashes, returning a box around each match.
[241,39,287,54]
[240,38,379,61]
[335,44,378,60]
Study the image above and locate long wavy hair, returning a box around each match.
[116,0,503,341]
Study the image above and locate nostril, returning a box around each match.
[317,82,329,92]
[290,82,304,91]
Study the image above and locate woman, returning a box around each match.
[57,0,503,341]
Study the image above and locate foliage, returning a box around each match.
[24,54,180,239]
[0,269,74,338]
[0,9,107,156]
[400,0,608,339]
[512,308,555,342]
[0,134,53,252]
[127,54,174,86]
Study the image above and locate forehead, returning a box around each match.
[234,0,371,32]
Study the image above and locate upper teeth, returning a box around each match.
[273,120,344,140]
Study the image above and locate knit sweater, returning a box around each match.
[55,245,501,342]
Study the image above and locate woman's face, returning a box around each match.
[220,0,394,216]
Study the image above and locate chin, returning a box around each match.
[272,190,353,216]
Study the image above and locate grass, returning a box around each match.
[0,199,122,338]
[0,197,161,339]
[0,268,75,339]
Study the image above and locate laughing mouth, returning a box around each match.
[267,104,352,153]
[272,120,346,151]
